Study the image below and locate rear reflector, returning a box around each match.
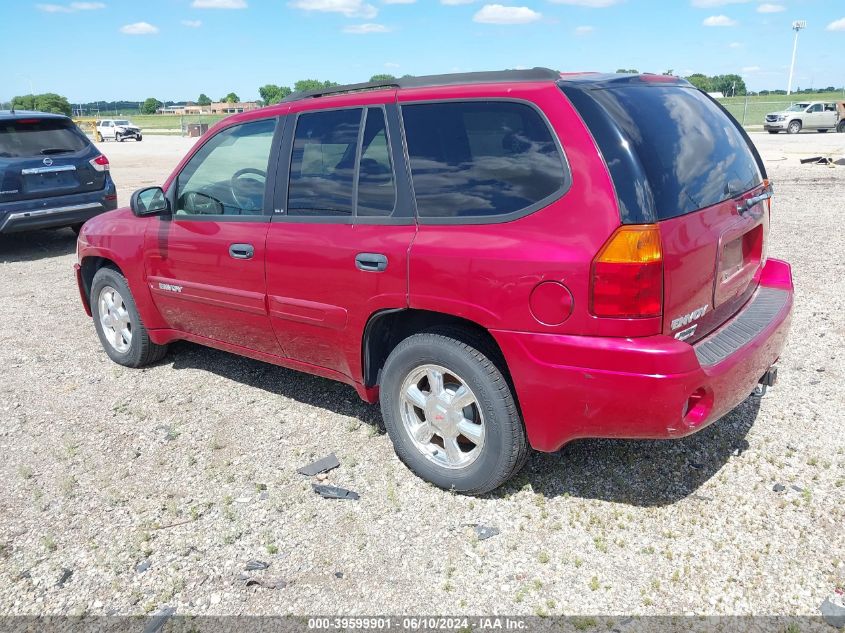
[89,154,109,172]
[590,225,663,318]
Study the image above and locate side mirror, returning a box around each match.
[130,186,170,217]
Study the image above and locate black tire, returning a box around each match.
[838,121,845,133]
[767,130,779,134]
[787,120,802,134]
[117,134,124,142]
[136,134,143,142]
[379,330,528,495]
[90,266,168,368]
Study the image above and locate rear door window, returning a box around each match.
[0,118,88,158]
[586,86,762,219]
[288,109,362,217]
[401,101,567,219]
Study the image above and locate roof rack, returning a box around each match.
[281,67,561,103]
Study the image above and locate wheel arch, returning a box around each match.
[79,255,122,313]
[362,308,512,389]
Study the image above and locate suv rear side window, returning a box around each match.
[288,109,362,217]
[586,86,762,220]
[402,101,566,219]
[0,119,88,158]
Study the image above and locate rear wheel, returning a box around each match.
[90,266,168,368]
[379,330,528,494]
[838,121,845,133]
[787,120,802,134]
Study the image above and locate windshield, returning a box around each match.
[114,120,131,126]
[785,103,810,112]
[0,118,88,158]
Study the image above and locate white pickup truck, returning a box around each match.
[95,119,142,142]
[764,101,845,134]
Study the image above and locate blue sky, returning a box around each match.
[1,0,843,102]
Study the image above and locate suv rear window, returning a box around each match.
[402,101,566,219]
[580,86,762,220]
[0,118,88,158]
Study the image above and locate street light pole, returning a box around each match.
[787,20,806,96]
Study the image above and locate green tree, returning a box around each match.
[293,79,339,93]
[141,97,162,114]
[258,84,292,105]
[222,92,240,103]
[197,93,212,106]
[369,73,396,82]
[685,73,713,92]
[11,93,72,116]
[711,74,746,96]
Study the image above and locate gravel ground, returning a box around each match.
[0,133,843,618]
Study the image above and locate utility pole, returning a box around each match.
[787,20,806,96]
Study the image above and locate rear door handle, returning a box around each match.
[355,252,388,272]
[229,243,254,260]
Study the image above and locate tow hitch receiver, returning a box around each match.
[754,366,779,397]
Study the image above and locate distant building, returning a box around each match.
[156,102,259,115]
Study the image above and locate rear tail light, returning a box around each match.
[590,224,663,318]
[89,154,109,172]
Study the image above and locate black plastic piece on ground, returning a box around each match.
[298,453,341,477]
[312,484,359,500]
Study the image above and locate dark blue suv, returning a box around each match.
[0,110,117,234]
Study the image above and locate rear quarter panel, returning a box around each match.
[403,83,651,337]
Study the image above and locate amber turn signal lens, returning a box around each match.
[594,225,662,264]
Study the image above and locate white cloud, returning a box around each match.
[691,0,749,6]
[382,0,414,3]
[191,0,247,8]
[574,25,594,34]
[291,0,377,17]
[120,21,159,34]
[741,65,761,72]
[826,17,845,31]
[473,4,541,23]
[441,0,476,4]
[757,3,784,12]
[384,62,400,68]
[37,1,105,11]
[343,22,390,32]
[181,19,202,27]
[547,0,621,6]
[703,14,737,26]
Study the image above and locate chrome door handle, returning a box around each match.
[229,243,254,260]
[355,253,388,272]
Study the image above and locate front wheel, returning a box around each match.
[379,330,528,494]
[787,120,802,134]
[90,266,168,368]
[136,134,143,142]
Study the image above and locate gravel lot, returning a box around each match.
[0,133,843,619]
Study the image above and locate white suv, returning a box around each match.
[96,119,142,142]
[763,101,842,135]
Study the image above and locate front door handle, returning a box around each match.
[229,243,254,260]
[355,252,388,272]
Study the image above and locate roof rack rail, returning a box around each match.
[281,67,561,103]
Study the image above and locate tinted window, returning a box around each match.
[288,109,362,217]
[175,118,275,217]
[357,108,396,217]
[0,118,88,158]
[402,101,565,218]
[587,86,762,219]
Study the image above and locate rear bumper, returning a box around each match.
[493,258,794,452]
[0,180,117,234]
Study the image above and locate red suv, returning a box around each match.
[75,69,793,494]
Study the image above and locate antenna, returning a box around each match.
[787,20,806,96]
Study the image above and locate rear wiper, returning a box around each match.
[40,148,75,155]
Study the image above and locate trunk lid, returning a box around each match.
[560,77,768,342]
[0,116,105,204]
